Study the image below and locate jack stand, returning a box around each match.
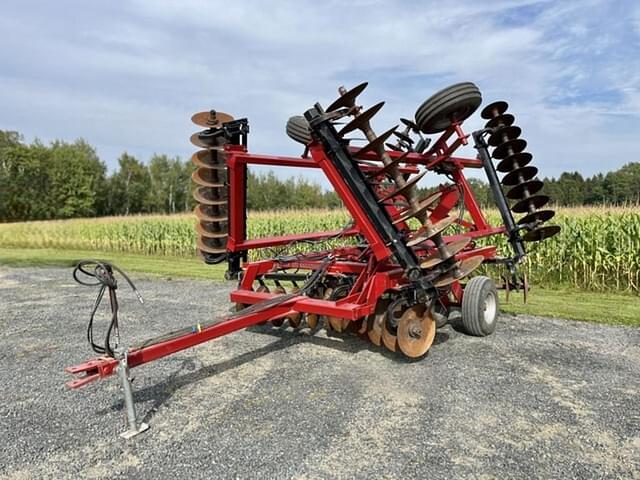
[116,352,149,439]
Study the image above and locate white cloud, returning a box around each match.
[0,0,637,189]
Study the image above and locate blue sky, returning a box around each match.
[1,0,638,188]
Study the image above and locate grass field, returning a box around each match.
[1,246,638,326]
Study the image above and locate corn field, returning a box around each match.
[0,207,638,293]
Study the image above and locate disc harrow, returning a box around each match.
[66,82,561,438]
[480,102,560,243]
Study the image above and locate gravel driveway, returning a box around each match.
[0,266,638,479]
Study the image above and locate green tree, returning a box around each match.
[48,139,107,218]
[108,153,151,215]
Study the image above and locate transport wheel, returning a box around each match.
[415,82,482,134]
[461,276,499,336]
[286,115,312,145]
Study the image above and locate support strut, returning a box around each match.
[473,129,526,261]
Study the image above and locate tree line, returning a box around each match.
[0,130,638,222]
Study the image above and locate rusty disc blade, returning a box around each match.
[481,101,509,119]
[406,215,456,247]
[501,166,538,186]
[488,125,522,147]
[192,169,225,188]
[522,225,561,242]
[367,298,390,346]
[420,238,471,269]
[393,130,414,144]
[366,152,408,179]
[381,316,398,352]
[393,191,442,225]
[339,102,385,136]
[196,222,228,239]
[512,194,550,213]
[286,295,302,327]
[306,313,318,329]
[354,126,398,158]
[190,132,225,149]
[191,110,234,128]
[328,315,345,332]
[326,82,368,112]
[485,113,515,130]
[343,318,363,334]
[194,205,227,222]
[492,138,527,160]
[517,209,555,226]
[496,152,533,173]
[397,305,437,358]
[385,142,403,152]
[400,118,419,131]
[506,179,544,200]
[433,255,485,287]
[191,150,227,169]
[193,188,227,206]
[379,170,427,202]
[270,286,287,326]
[196,238,226,255]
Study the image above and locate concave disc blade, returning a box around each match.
[270,286,287,326]
[501,166,538,186]
[393,130,414,144]
[488,125,522,147]
[194,205,227,222]
[496,152,533,172]
[286,287,302,327]
[196,222,228,238]
[354,126,397,158]
[191,169,225,188]
[193,188,227,206]
[379,170,427,202]
[406,215,456,247]
[522,225,561,242]
[191,150,227,169]
[326,82,368,112]
[397,305,436,358]
[485,113,514,129]
[196,238,226,255]
[190,132,224,149]
[481,101,509,119]
[492,138,527,159]
[517,209,555,226]
[433,255,485,287]
[191,110,234,128]
[366,153,408,179]
[340,102,385,136]
[511,194,549,213]
[367,298,390,346]
[419,238,471,269]
[393,191,442,225]
[506,179,544,200]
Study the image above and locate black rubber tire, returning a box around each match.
[286,115,312,145]
[461,276,498,336]
[415,82,482,134]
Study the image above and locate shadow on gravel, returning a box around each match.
[99,324,455,422]
[100,336,296,423]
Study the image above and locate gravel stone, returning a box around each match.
[0,266,638,479]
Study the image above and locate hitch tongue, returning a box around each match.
[64,357,118,389]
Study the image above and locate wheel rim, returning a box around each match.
[484,291,497,325]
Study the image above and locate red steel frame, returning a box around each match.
[66,121,504,388]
